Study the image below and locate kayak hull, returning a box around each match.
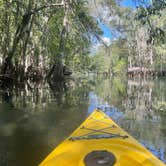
[39,109,165,166]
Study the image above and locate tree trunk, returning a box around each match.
[48,0,70,81]
[1,55,13,75]
[47,58,64,81]
[1,0,33,76]
[53,59,64,81]
[2,1,11,61]
[20,13,35,81]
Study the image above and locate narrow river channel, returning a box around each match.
[0,77,165,166]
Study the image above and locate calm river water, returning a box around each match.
[0,77,165,166]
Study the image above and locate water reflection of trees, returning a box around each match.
[94,77,127,110]
[0,78,94,110]
[0,77,166,164]
[0,79,94,166]
[125,79,166,122]
[121,79,166,162]
[92,77,166,162]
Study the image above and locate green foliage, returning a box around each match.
[0,0,103,79]
[100,0,166,72]
[0,0,165,79]
[91,38,128,75]
[152,101,166,113]
[135,1,166,44]
[45,0,102,72]
[90,48,110,72]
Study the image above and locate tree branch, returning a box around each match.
[31,2,64,14]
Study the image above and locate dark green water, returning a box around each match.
[0,77,165,166]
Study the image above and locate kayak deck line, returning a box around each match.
[68,133,128,141]
[39,109,166,166]
[69,122,128,141]
[68,110,129,141]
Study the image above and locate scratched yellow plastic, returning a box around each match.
[39,110,165,166]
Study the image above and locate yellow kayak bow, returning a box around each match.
[39,109,165,166]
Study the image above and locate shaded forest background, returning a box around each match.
[0,0,165,84]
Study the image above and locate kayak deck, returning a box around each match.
[39,109,165,166]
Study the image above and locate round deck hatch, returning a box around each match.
[84,150,116,166]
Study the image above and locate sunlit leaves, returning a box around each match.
[135,0,166,44]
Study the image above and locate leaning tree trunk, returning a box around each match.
[1,0,63,77]
[1,0,33,76]
[20,14,35,81]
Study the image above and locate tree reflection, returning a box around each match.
[121,79,166,163]
[0,77,165,165]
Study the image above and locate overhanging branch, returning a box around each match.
[31,2,64,14]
